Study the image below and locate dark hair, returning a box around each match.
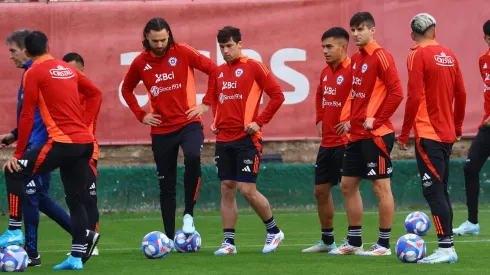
[5,29,31,49]
[142,17,175,51]
[484,20,490,36]
[62,52,85,67]
[321,27,349,42]
[24,31,48,57]
[350,12,375,28]
[217,26,241,43]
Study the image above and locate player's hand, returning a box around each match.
[397,140,409,151]
[3,157,19,173]
[142,113,162,126]
[363,118,375,130]
[316,122,322,137]
[210,125,219,135]
[334,121,350,135]
[456,136,462,141]
[484,116,490,126]
[0,133,15,148]
[245,122,261,135]
[186,104,210,120]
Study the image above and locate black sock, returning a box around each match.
[8,219,21,231]
[5,170,25,230]
[377,228,391,248]
[438,236,452,248]
[322,228,334,245]
[223,229,235,245]
[263,216,280,234]
[347,226,362,247]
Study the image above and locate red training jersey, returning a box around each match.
[15,55,102,159]
[80,94,100,160]
[350,41,404,142]
[122,43,218,135]
[399,40,466,144]
[315,58,352,147]
[479,48,490,126]
[202,56,285,142]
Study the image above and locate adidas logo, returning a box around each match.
[242,166,251,172]
[26,181,36,188]
[89,183,96,190]
[367,169,376,176]
[422,173,431,180]
[18,159,28,167]
[218,72,224,78]
[144,64,152,71]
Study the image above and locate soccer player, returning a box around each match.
[188,26,285,254]
[453,19,490,236]
[63,52,100,256]
[329,12,403,256]
[121,17,217,244]
[301,27,352,253]
[398,13,466,264]
[1,29,72,267]
[0,31,102,270]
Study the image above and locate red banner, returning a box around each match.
[0,0,488,144]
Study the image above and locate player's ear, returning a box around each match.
[237,41,242,49]
[370,26,376,36]
[410,32,416,42]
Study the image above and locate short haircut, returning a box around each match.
[62,52,85,67]
[5,29,31,49]
[321,27,350,42]
[350,12,375,28]
[217,26,241,43]
[411,13,436,35]
[484,20,490,36]
[24,31,49,57]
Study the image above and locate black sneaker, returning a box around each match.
[82,230,100,264]
[27,254,41,267]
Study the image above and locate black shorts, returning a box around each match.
[16,140,93,196]
[415,138,453,188]
[215,135,262,183]
[342,133,395,180]
[86,159,98,196]
[315,145,345,185]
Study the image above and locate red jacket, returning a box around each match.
[122,43,217,134]
[479,48,490,126]
[202,56,285,142]
[399,40,466,144]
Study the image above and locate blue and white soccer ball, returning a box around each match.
[0,245,28,272]
[141,231,173,259]
[174,229,201,253]
[404,211,431,236]
[396,233,426,263]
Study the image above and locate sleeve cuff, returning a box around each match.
[398,135,409,144]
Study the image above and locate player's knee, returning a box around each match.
[238,184,257,201]
[314,185,330,202]
[340,181,356,195]
[463,161,478,178]
[372,180,392,200]
[184,151,201,165]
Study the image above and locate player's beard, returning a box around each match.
[151,47,166,57]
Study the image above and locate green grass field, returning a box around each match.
[1,207,489,274]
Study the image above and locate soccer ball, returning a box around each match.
[174,229,201,253]
[0,245,28,272]
[396,233,426,263]
[404,211,431,236]
[141,231,173,259]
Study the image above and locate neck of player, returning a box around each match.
[330,55,347,71]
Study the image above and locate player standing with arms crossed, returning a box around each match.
[329,12,404,256]
[63,52,101,256]
[188,26,285,255]
[0,31,102,270]
[398,13,466,263]
[121,17,217,245]
[453,19,490,236]
[302,27,352,253]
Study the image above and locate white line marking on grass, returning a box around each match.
[39,239,490,253]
